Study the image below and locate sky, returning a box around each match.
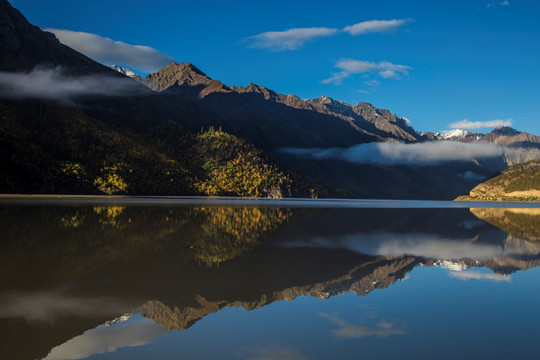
[8,0,540,135]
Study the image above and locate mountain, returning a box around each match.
[142,62,422,150]
[0,0,325,197]
[456,159,540,201]
[0,0,113,74]
[439,128,482,140]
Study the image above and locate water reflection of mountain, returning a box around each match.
[1,205,540,360]
[274,208,540,274]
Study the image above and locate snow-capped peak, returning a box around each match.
[434,260,470,271]
[111,65,139,78]
[440,129,472,139]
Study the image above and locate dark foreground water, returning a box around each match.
[1,197,539,360]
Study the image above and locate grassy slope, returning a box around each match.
[457,160,540,201]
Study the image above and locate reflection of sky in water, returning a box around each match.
[43,315,166,360]
[63,266,539,360]
[279,233,539,260]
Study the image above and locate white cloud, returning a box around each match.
[320,313,406,339]
[364,79,380,87]
[343,19,411,35]
[0,67,145,103]
[245,27,338,50]
[487,1,509,8]
[46,29,174,73]
[448,118,513,130]
[322,59,411,84]
[449,271,510,282]
[280,141,509,165]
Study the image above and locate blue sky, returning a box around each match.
[9,0,540,134]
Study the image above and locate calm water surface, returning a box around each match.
[1,198,539,359]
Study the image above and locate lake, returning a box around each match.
[1,197,539,360]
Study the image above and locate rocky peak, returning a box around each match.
[308,96,354,117]
[231,82,284,102]
[143,62,230,98]
[490,126,520,136]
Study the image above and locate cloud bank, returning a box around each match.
[322,59,411,84]
[343,19,411,35]
[280,141,508,165]
[246,27,338,50]
[448,118,513,130]
[46,29,174,73]
[0,67,144,102]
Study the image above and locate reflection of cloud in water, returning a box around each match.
[244,345,308,360]
[449,271,511,282]
[0,291,134,323]
[320,312,406,339]
[281,233,511,260]
[43,315,166,360]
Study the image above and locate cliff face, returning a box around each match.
[457,160,540,201]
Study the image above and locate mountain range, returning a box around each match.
[1,0,540,199]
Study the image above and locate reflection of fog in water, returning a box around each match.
[280,233,517,260]
[42,315,166,360]
[0,291,135,323]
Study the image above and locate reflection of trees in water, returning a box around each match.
[471,208,540,242]
[0,206,294,286]
[192,207,292,266]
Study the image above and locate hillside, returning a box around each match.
[0,0,327,197]
[456,160,540,201]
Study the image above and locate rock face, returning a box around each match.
[0,0,111,74]
[457,160,540,201]
[143,62,231,99]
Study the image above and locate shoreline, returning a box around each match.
[0,194,539,208]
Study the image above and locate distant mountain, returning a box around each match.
[110,65,142,80]
[457,159,540,201]
[439,128,482,140]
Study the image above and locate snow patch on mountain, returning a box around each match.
[440,129,472,139]
[111,65,139,78]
